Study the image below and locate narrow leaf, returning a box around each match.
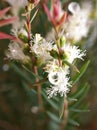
[0,17,18,27]
[0,7,11,18]
[68,119,80,126]
[30,9,38,23]
[42,91,58,110]
[72,61,90,85]
[70,84,89,108]
[67,97,77,102]
[0,32,17,40]
[47,111,60,123]
[22,65,38,78]
[11,64,35,83]
[69,108,90,113]
[22,81,37,95]
[42,3,56,26]
[59,96,65,119]
[70,83,89,99]
[0,32,24,44]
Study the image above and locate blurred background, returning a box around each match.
[0,0,97,130]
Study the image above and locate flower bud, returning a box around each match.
[18,29,28,43]
[23,43,30,54]
[68,2,80,14]
[60,36,66,47]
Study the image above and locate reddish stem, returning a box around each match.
[27,13,31,42]
[33,66,43,110]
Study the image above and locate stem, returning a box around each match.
[27,12,31,43]
[33,66,44,111]
[56,38,63,67]
[32,78,47,87]
[60,99,68,130]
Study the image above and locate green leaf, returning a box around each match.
[21,81,38,105]
[72,61,90,85]
[68,119,79,126]
[47,111,60,123]
[22,65,39,78]
[11,63,35,83]
[67,97,77,102]
[48,0,53,9]
[59,96,65,119]
[21,81,37,95]
[69,108,90,113]
[70,83,89,108]
[70,83,89,99]
[42,90,58,110]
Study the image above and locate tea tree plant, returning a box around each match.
[1,0,92,130]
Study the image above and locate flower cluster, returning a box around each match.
[30,34,53,64]
[64,2,92,41]
[6,0,87,98]
[46,1,92,42]
[6,42,29,63]
[43,37,85,98]
[6,33,85,98]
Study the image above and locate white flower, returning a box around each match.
[68,2,80,14]
[47,68,71,98]
[11,20,26,37]
[30,34,53,63]
[64,2,92,41]
[32,33,43,44]
[5,0,27,7]
[18,28,28,37]
[62,43,86,63]
[5,0,27,16]
[46,2,92,42]
[44,60,59,73]
[6,42,28,62]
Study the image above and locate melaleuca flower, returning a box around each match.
[11,20,26,37]
[44,60,59,73]
[63,2,92,41]
[44,59,71,98]
[6,42,29,62]
[46,2,92,42]
[50,40,86,64]
[47,67,71,98]
[5,0,28,7]
[18,28,28,37]
[61,43,86,63]
[31,33,43,44]
[5,0,28,16]
[30,34,53,64]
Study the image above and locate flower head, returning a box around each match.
[47,67,71,98]
[46,2,92,42]
[64,2,92,41]
[62,43,86,63]
[5,0,28,7]
[30,34,53,64]
[6,42,29,62]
